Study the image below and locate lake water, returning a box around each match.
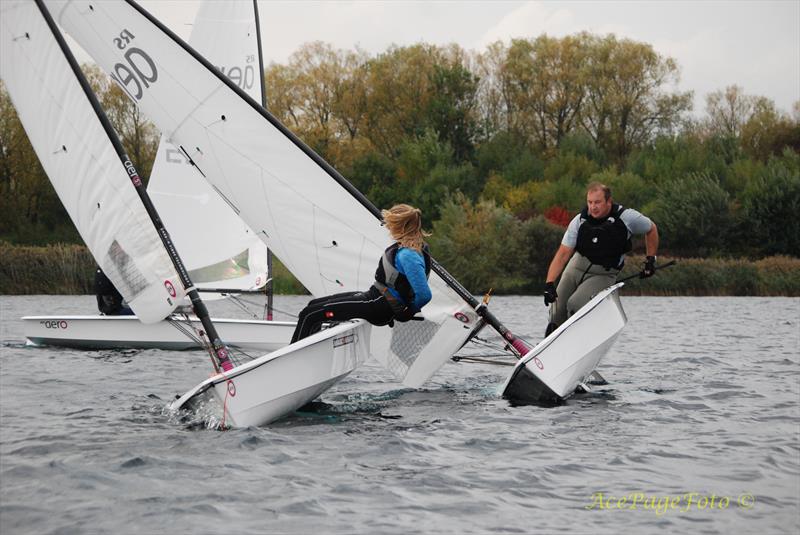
[1,294,798,534]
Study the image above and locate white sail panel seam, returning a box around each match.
[171,84,227,149]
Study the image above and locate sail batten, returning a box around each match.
[46,0,481,385]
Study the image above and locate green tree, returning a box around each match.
[426,62,480,161]
[738,149,800,256]
[704,85,756,139]
[364,44,456,157]
[393,130,481,220]
[476,130,544,186]
[648,172,733,256]
[347,151,399,210]
[264,62,303,129]
[740,98,800,161]
[497,35,589,152]
[626,134,726,185]
[521,215,567,285]
[430,194,528,293]
[0,82,78,244]
[543,151,600,184]
[581,34,693,163]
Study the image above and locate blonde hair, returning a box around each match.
[382,204,429,251]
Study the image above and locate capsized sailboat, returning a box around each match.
[500,283,627,404]
[21,0,289,352]
[4,0,370,428]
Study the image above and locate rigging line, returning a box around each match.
[463,335,534,360]
[165,316,219,365]
[226,294,261,319]
[450,355,515,366]
[466,336,515,352]
[469,343,512,354]
[227,295,299,319]
[468,336,504,347]
[166,315,206,346]
[468,332,537,355]
[164,316,256,365]
[458,352,516,358]
[169,314,247,367]
[228,347,258,362]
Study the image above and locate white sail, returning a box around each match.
[47,0,480,386]
[0,0,186,324]
[147,0,268,292]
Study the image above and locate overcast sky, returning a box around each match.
[124,1,799,115]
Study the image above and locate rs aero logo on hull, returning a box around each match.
[40,320,68,329]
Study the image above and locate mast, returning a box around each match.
[35,0,234,372]
[125,0,531,357]
[252,0,273,321]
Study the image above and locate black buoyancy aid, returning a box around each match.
[374,243,432,307]
[575,203,632,269]
[94,268,124,315]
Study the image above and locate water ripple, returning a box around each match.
[1,294,798,534]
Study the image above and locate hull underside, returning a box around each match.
[501,284,627,405]
[171,320,371,428]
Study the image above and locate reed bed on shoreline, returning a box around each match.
[1,242,797,296]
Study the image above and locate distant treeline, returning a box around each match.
[1,33,798,277]
[1,242,798,297]
[0,241,306,296]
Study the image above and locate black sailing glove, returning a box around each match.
[393,306,418,322]
[640,256,657,278]
[543,282,558,306]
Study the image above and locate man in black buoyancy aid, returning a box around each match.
[290,204,433,343]
[542,182,659,335]
[94,267,134,316]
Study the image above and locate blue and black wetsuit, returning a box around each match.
[290,244,432,343]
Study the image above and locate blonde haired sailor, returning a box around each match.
[290,204,433,343]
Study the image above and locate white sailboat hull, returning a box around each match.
[171,320,370,428]
[23,315,294,352]
[500,283,627,404]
